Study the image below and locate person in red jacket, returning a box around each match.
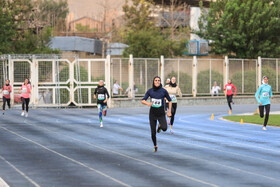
[0,80,12,115]
[224,79,237,111]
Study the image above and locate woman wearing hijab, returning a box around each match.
[142,76,172,152]
[255,76,274,131]
[1,80,12,115]
[164,76,182,134]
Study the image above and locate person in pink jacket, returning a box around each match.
[1,80,12,115]
[20,78,31,117]
[224,79,237,111]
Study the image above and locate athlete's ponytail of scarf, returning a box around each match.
[152,76,162,91]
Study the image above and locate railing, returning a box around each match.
[0,54,279,107]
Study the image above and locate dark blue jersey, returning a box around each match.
[143,87,171,115]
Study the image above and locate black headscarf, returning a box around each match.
[170,82,177,87]
[152,76,162,91]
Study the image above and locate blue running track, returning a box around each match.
[0,104,280,187]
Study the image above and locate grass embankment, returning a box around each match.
[223,115,280,126]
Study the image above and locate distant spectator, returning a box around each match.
[211,81,221,96]
[165,78,170,87]
[125,82,138,98]
[113,80,123,96]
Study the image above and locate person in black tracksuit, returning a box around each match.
[142,76,172,152]
[94,80,110,127]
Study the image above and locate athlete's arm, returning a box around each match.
[177,86,182,97]
[270,86,274,99]
[142,90,152,107]
[104,88,110,103]
[93,88,97,99]
[255,86,261,104]
[233,84,237,95]
[165,90,172,117]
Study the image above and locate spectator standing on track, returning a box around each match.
[164,76,182,134]
[211,81,221,96]
[20,78,31,117]
[255,76,274,131]
[142,76,172,152]
[1,80,12,115]
[224,80,237,112]
[113,80,123,96]
[94,80,110,128]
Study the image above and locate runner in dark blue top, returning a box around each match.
[142,76,172,152]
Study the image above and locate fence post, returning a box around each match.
[32,55,39,106]
[224,56,229,88]
[129,54,134,98]
[8,55,14,105]
[160,55,164,81]
[258,56,262,87]
[105,55,111,107]
[192,56,197,97]
[69,57,75,104]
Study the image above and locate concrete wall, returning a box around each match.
[111,96,280,108]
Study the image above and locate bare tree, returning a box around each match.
[159,0,190,40]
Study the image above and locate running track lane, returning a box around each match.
[0,106,280,187]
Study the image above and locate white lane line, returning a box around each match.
[116,118,280,182]
[0,177,10,187]
[22,120,218,187]
[0,127,131,187]
[178,118,280,154]
[119,116,280,153]
[118,116,280,165]
[0,155,40,187]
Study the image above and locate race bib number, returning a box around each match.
[22,88,27,93]
[226,86,232,90]
[3,90,9,95]
[170,95,176,102]
[98,94,105,100]
[262,92,269,97]
[151,98,162,108]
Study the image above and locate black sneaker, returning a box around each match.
[153,146,158,152]
[157,127,161,133]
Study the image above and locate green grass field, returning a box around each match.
[223,115,280,126]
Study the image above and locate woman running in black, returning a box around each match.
[94,80,110,127]
[142,76,172,152]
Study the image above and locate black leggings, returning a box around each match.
[149,111,167,146]
[227,95,233,110]
[166,103,177,125]
[22,98,30,112]
[259,104,270,127]
[3,97,11,111]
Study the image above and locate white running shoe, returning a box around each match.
[262,126,267,131]
[25,113,28,118]
[100,122,103,128]
[21,112,25,116]
[170,129,174,134]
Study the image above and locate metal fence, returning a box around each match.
[0,54,279,108]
